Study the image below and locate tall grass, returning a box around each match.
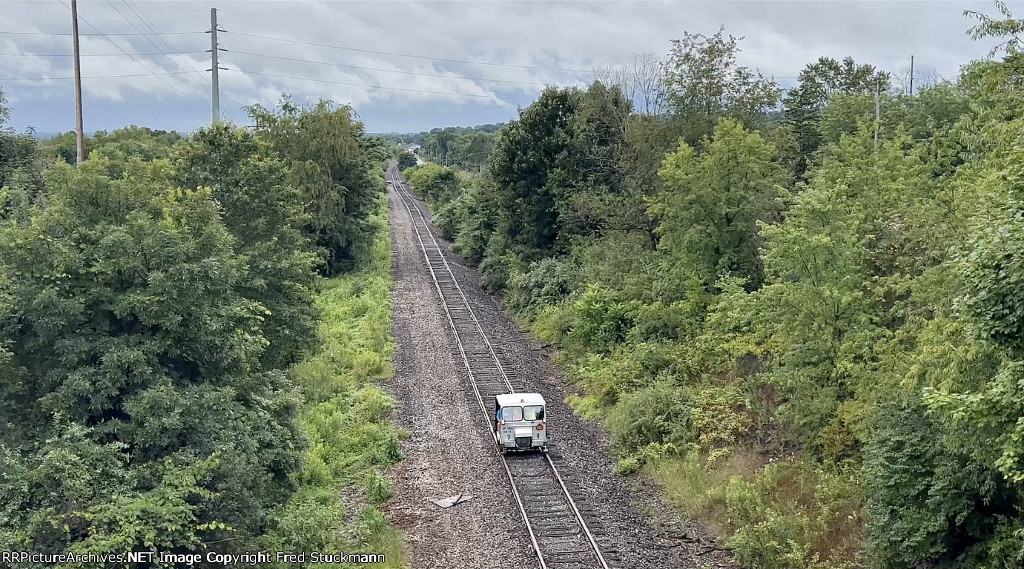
[262,194,407,567]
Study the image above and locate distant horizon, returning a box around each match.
[23,122,509,140]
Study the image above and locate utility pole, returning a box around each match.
[71,0,85,164]
[208,8,220,123]
[909,55,914,96]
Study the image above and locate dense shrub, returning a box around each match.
[863,402,1007,567]
[505,257,581,315]
[0,158,303,552]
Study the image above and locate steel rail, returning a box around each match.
[388,167,546,569]
[389,168,514,394]
[389,163,612,569]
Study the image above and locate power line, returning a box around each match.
[54,0,189,97]
[234,69,535,101]
[0,30,202,36]
[120,0,211,87]
[0,51,204,56]
[1,70,194,81]
[226,31,593,74]
[103,0,207,92]
[229,50,555,87]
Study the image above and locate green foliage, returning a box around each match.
[410,125,498,170]
[607,382,692,470]
[0,120,43,216]
[0,93,401,560]
[0,86,8,126]
[663,28,781,145]
[863,402,1008,568]
[175,124,319,371]
[505,257,581,315]
[248,99,384,275]
[724,459,864,569]
[40,127,184,174]
[658,119,787,290]
[0,158,303,552]
[957,145,1024,358]
[395,151,418,171]
[263,196,405,567]
[486,84,631,267]
[782,56,888,176]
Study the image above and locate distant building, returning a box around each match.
[404,143,421,153]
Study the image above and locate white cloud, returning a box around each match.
[0,0,1006,132]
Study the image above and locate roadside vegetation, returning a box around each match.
[0,88,405,563]
[401,6,1024,568]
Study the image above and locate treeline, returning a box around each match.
[0,90,401,561]
[385,124,502,171]
[42,126,185,166]
[402,11,1024,569]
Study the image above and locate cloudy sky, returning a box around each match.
[0,0,1003,135]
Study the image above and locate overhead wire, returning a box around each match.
[0,30,202,36]
[225,30,593,74]
[0,51,204,57]
[2,70,193,81]
[234,69,536,101]
[228,50,556,87]
[103,0,207,92]
[120,0,211,87]
[53,0,188,96]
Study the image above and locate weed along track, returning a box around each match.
[388,163,619,569]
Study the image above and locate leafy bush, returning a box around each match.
[247,99,384,275]
[452,181,498,264]
[0,158,303,552]
[863,402,1008,568]
[607,382,693,467]
[724,459,864,569]
[505,257,581,315]
[566,285,638,354]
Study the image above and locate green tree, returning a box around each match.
[783,56,888,176]
[657,118,786,291]
[663,28,781,146]
[487,87,579,256]
[0,157,302,553]
[174,124,320,371]
[247,99,383,274]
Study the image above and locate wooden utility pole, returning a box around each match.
[209,8,220,123]
[71,0,85,164]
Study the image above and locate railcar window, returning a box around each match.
[524,406,544,421]
[501,406,523,421]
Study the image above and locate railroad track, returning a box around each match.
[388,163,619,569]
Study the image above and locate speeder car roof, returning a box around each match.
[495,393,546,407]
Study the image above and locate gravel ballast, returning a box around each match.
[385,184,736,569]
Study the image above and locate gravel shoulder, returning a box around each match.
[386,185,736,569]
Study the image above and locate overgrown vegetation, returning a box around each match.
[0,91,404,561]
[263,196,406,567]
[404,6,1024,567]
